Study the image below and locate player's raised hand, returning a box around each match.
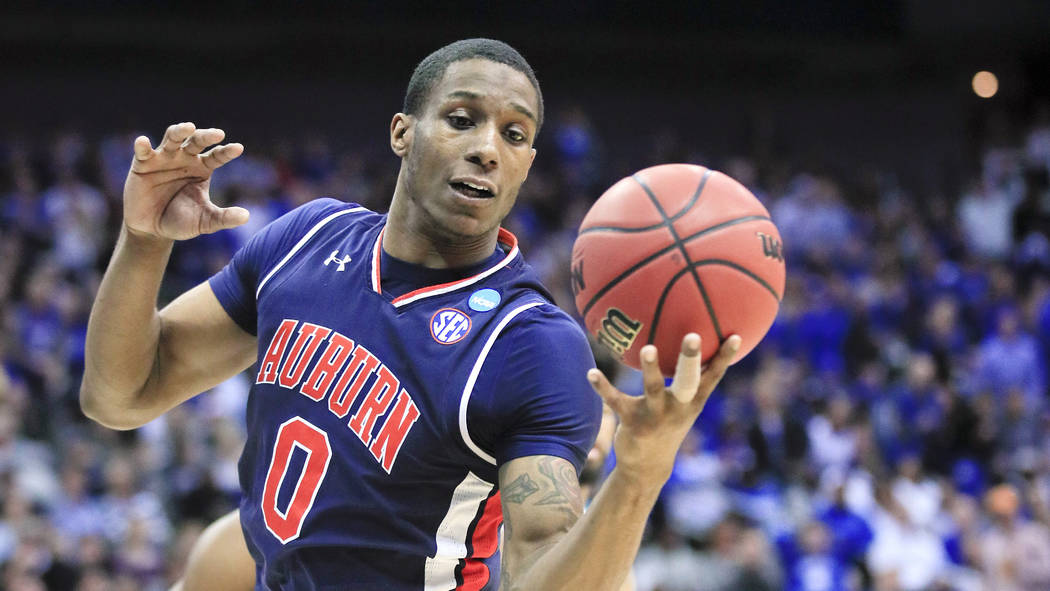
[586,333,741,484]
[123,122,248,241]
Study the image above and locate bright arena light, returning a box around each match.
[972,71,998,98]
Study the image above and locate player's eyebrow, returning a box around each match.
[445,90,537,124]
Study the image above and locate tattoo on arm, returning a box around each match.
[499,458,586,589]
[503,473,540,504]
[536,457,583,519]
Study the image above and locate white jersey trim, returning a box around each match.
[370,226,384,294]
[458,301,544,466]
[423,471,495,591]
[256,206,366,299]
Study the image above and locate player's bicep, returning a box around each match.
[498,455,583,584]
[147,281,256,409]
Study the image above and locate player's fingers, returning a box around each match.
[182,128,225,156]
[201,143,244,170]
[639,345,665,397]
[133,135,155,162]
[587,368,628,417]
[159,122,196,153]
[128,166,204,187]
[669,333,702,403]
[692,335,741,410]
[201,205,250,235]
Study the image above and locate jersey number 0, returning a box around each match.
[262,416,333,543]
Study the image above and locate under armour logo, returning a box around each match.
[323,250,352,272]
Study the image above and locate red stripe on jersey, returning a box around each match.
[457,491,503,591]
[389,228,519,306]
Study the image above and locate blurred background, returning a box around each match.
[2,1,1050,589]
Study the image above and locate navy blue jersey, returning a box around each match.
[208,199,601,590]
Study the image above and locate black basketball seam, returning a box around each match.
[673,168,714,218]
[646,260,783,346]
[692,258,783,302]
[632,174,724,342]
[646,268,687,347]
[578,169,713,235]
[579,215,772,318]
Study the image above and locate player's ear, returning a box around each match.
[390,113,414,158]
[523,147,537,180]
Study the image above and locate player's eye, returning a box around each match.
[505,128,527,143]
[447,115,474,129]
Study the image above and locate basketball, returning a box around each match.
[571,163,785,377]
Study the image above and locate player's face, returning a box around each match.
[396,59,538,240]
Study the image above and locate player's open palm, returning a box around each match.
[587,333,741,484]
[124,122,248,241]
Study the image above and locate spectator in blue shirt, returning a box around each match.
[777,521,851,591]
[973,307,1045,408]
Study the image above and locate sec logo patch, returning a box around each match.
[430,308,472,345]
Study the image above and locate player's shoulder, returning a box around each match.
[499,299,590,349]
[239,198,382,267]
[283,198,379,232]
[488,257,587,344]
[257,198,382,248]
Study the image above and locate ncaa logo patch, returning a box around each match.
[430,308,472,345]
[468,288,501,312]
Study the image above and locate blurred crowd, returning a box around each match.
[1,102,1049,590]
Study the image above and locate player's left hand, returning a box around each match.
[123,122,247,242]
[586,333,741,486]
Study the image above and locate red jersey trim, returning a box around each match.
[457,491,503,591]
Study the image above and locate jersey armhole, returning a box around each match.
[207,276,257,336]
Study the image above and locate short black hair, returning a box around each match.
[403,38,544,132]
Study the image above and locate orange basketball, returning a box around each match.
[571,163,785,377]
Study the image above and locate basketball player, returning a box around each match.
[81,39,741,590]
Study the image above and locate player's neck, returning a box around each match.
[383,204,499,269]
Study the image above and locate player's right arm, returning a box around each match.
[499,334,740,591]
[80,123,257,430]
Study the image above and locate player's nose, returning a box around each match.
[465,123,499,171]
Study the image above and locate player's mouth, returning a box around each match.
[449,179,496,199]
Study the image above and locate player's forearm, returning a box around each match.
[80,225,174,429]
[506,467,660,591]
